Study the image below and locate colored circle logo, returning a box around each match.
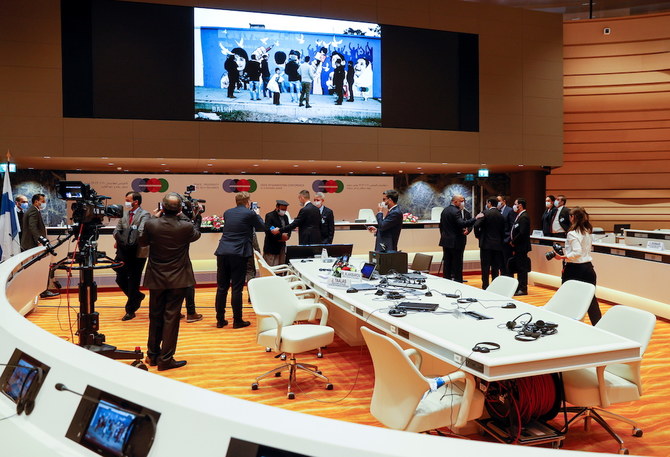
[222,179,258,193]
[131,178,169,193]
[312,180,344,193]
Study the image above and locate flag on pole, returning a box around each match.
[0,167,21,261]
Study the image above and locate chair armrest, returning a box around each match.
[255,311,284,351]
[270,264,291,274]
[294,289,320,300]
[451,371,474,428]
[404,348,422,370]
[295,301,329,325]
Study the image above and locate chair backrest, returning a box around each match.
[361,327,430,430]
[248,277,300,330]
[543,280,595,320]
[486,275,519,298]
[254,250,278,278]
[358,208,375,222]
[430,207,444,220]
[410,253,433,272]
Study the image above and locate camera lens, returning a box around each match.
[545,250,556,261]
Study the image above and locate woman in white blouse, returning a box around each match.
[553,207,601,325]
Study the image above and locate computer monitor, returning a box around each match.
[324,244,354,258]
[0,349,50,415]
[360,262,377,280]
[613,224,631,235]
[285,244,354,262]
[226,437,310,457]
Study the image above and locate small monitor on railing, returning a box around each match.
[0,349,50,415]
[613,224,631,236]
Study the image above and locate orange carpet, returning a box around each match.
[26,275,670,455]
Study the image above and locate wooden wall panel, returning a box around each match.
[549,12,670,231]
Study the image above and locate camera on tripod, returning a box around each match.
[56,181,122,225]
[182,185,206,223]
[545,243,565,261]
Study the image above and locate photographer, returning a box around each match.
[551,206,601,325]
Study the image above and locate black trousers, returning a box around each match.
[147,287,186,364]
[115,247,147,314]
[184,286,196,315]
[501,242,513,276]
[442,246,465,283]
[215,254,248,324]
[508,250,530,292]
[480,249,503,289]
[562,261,601,325]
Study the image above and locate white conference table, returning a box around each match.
[290,259,641,382]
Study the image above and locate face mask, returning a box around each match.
[20,202,29,211]
[39,202,47,211]
[459,201,465,209]
[124,201,133,208]
[313,200,322,208]
[545,201,552,208]
[380,202,388,209]
[497,202,502,209]
[554,200,560,207]
[278,210,286,216]
[513,204,519,212]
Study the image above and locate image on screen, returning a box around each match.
[194,8,381,126]
[2,358,37,402]
[83,400,138,457]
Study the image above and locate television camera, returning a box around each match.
[182,184,206,223]
[545,243,565,261]
[56,181,123,226]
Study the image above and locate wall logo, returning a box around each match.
[312,180,344,193]
[222,179,257,193]
[131,178,169,193]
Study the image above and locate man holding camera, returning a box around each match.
[139,193,200,371]
[115,191,151,321]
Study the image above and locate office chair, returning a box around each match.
[358,208,376,222]
[430,206,444,221]
[248,277,335,399]
[410,253,433,273]
[562,305,656,454]
[486,276,519,298]
[254,250,307,288]
[360,327,484,433]
[543,280,595,320]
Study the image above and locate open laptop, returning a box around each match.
[349,263,378,291]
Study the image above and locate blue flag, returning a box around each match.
[0,169,21,261]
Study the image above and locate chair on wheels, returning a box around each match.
[562,305,656,454]
[543,280,595,320]
[360,326,484,432]
[410,253,433,273]
[248,276,335,399]
[358,208,376,222]
[486,276,518,298]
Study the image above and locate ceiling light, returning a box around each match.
[241,171,246,174]
[207,164,213,167]
[160,163,166,166]
[293,164,299,167]
[164,169,170,172]
[336,165,341,168]
[100,157,108,159]
[417,167,422,170]
[376,166,381,168]
[43,156,51,159]
[253,164,259,167]
[107,163,114,166]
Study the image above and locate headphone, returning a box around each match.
[506,312,533,330]
[388,307,407,317]
[510,317,559,341]
[472,342,500,353]
[16,367,43,415]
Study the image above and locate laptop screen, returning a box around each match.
[360,263,376,280]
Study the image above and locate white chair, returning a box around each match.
[543,280,595,320]
[430,206,444,221]
[254,250,306,288]
[248,276,335,399]
[562,306,656,454]
[360,326,484,432]
[358,208,376,222]
[486,276,519,298]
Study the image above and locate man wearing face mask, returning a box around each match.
[497,195,516,275]
[272,190,322,244]
[21,193,59,298]
[367,189,403,252]
[114,191,151,321]
[551,195,570,238]
[313,192,335,244]
[509,198,531,296]
[15,194,28,234]
[439,194,477,283]
[541,194,557,237]
[263,200,291,266]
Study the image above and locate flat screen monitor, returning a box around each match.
[324,244,354,258]
[66,386,160,457]
[285,245,321,261]
[360,262,376,279]
[226,437,310,457]
[0,349,50,415]
[613,224,631,235]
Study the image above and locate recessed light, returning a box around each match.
[241,171,247,174]
[43,156,51,159]
[376,166,381,168]
[124,170,129,172]
[203,170,209,173]
[253,164,259,167]
[311,171,316,174]
[417,167,422,170]
[293,164,299,167]
[275,171,280,174]
[75,168,81,171]
[336,165,341,168]
[308,159,315,162]
[107,163,114,166]
[100,157,108,159]
[348,172,354,174]
[381,171,387,175]
[116,167,122,170]
[160,163,166,166]
[164,169,170,172]
[209,158,216,160]
[442,163,448,165]
[400,161,406,164]
[399,170,403,173]
[207,164,213,167]
[518,164,524,167]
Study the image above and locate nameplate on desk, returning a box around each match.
[646,240,665,251]
[340,271,362,282]
[644,253,663,262]
[610,249,627,256]
[327,277,351,288]
[532,230,543,237]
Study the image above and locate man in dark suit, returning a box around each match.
[367,189,402,252]
[474,197,505,289]
[439,195,476,283]
[139,193,200,371]
[273,190,322,245]
[497,195,516,275]
[14,194,28,234]
[313,192,335,244]
[114,191,151,321]
[509,197,531,296]
[551,194,570,238]
[263,200,291,266]
[215,191,265,329]
[541,194,557,236]
[21,193,59,298]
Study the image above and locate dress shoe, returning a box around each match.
[144,356,157,367]
[305,104,312,109]
[216,320,229,328]
[157,359,187,371]
[180,313,185,319]
[121,312,136,321]
[233,320,251,329]
[514,290,528,296]
[186,313,203,323]
[39,290,59,299]
[299,103,304,107]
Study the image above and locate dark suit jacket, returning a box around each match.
[439,204,475,249]
[500,205,516,243]
[139,214,201,289]
[17,209,25,234]
[20,205,46,251]
[113,207,151,258]
[215,205,266,257]
[263,210,290,255]
[510,211,531,253]
[541,207,557,236]
[319,206,335,244]
[375,205,403,252]
[474,207,505,251]
[280,202,322,245]
[553,206,571,233]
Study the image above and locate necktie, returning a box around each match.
[128,211,134,226]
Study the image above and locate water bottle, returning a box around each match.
[321,248,328,260]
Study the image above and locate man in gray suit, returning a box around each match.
[114,191,151,321]
[139,193,200,371]
[21,193,59,298]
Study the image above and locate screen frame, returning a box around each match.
[0,348,50,415]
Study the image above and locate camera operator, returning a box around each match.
[551,206,601,325]
[139,192,201,371]
[114,192,150,322]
